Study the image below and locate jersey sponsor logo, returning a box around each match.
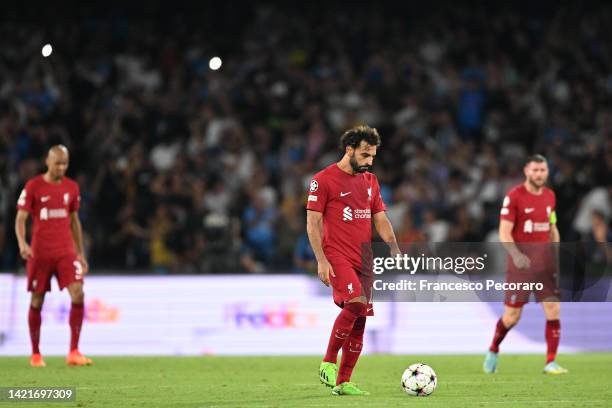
[17,189,26,206]
[340,191,351,197]
[342,206,370,221]
[525,208,535,213]
[523,220,550,233]
[534,222,550,232]
[354,209,371,219]
[40,207,68,220]
[41,195,51,202]
[343,206,353,221]
[308,195,317,202]
[310,180,318,192]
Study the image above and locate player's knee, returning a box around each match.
[30,294,45,309]
[543,302,560,318]
[503,311,521,328]
[71,292,84,304]
[69,284,85,304]
[544,304,559,314]
[502,316,518,328]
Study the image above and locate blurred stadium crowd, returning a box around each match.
[0,4,610,273]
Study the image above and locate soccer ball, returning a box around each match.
[401,363,437,396]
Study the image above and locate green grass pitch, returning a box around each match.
[1,354,611,407]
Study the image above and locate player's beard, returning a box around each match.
[527,176,546,189]
[349,154,370,173]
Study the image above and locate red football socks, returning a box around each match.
[28,306,42,354]
[545,319,560,363]
[489,318,510,353]
[69,303,85,351]
[323,302,365,363]
[337,316,366,385]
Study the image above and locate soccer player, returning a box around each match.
[15,145,93,367]
[483,154,567,374]
[306,126,400,395]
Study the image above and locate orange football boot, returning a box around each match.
[30,353,46,367]
[66,350,93,366]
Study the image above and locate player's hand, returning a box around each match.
[317,259,335,287]
[77,255,89,275]
[511,252,531,269]
[19,243,33,260]
[390,245,402,258]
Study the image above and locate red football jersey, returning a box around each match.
[500,183,557,273]
[499,183,556,243]
[306,164,386,268]
[17,175,81,258]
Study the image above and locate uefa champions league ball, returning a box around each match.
[401,363,437,396]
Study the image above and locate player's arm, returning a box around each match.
[70,212,89,274]
[306,209,335,286]
[499,219,530,269]
[15,209,33,260]
[549,214,560,274]
[373,211,401,256]
[549,222,560,243]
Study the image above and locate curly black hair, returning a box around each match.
[339,125,381,151]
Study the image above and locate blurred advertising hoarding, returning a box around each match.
[0,274,610,355]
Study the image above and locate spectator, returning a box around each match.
[1,4,611,273]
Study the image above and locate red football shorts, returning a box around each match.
[504,264,560,307]
[27,254,85,293]
[328,257,374,316]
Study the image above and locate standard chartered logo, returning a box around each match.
[39,207,68,221]
[343,206,353,221]
[342,206,372,221]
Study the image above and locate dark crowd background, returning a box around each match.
[1,2,610,274]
